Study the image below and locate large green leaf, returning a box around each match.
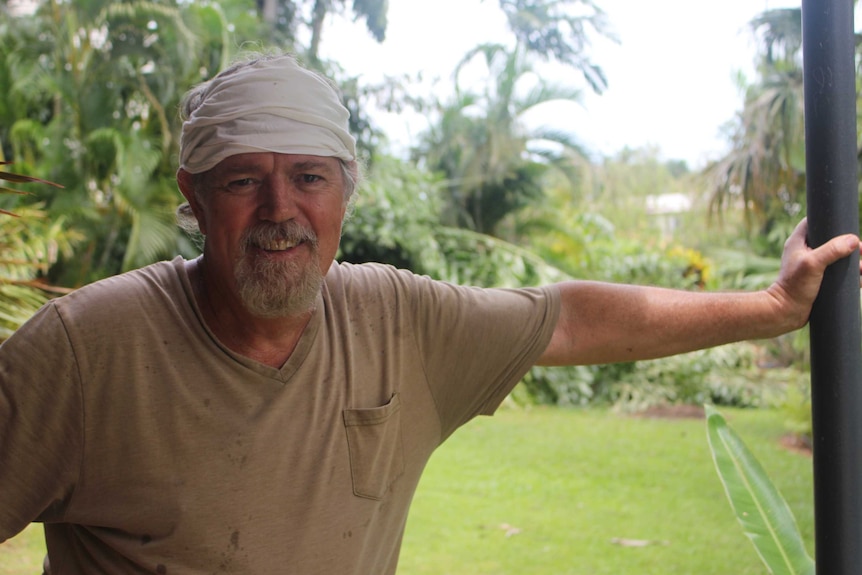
[705,405,814,575]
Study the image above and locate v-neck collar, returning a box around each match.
[173,257,323,383]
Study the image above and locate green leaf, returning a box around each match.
[705,405,814,575]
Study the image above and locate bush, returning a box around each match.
[605,345,767,411]
[514,364,597,406]
[779,376,813,445]
[516,342,786,411]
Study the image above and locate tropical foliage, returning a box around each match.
[705,8,806,253]
[0,0,238,285]
[498,0,616,93]
[0,0,853,412]
[339,154,571,288]
[706,406,815,575]
[255,0,388,59]
[416,42,587,237]
[706,7,862,256]
[0,163,76,341]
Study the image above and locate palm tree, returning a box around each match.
[255,0,388,62]
[416,42,587,237]
[497,0,616,93]
[706,66,805,245]
[704,7,862,251]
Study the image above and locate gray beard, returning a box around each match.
[233,222,323,318]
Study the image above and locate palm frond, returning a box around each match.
[0,162,64,188]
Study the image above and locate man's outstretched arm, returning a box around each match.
[538,219,862,366]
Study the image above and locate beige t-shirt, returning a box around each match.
[0,258,559,574]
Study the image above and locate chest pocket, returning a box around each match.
[342,393,405,500]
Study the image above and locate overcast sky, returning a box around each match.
[322,0,807,168]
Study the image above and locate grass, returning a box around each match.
[398,406,813,575]
[0,524,45,575]
[0,407,812,575]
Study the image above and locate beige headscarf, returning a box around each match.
[180,56,356,174]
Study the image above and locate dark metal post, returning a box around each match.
[802,0,862,572]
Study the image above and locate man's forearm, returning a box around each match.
[538,280,800,366]
[538,221,861,367]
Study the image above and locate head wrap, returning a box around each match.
[180,56,356,174]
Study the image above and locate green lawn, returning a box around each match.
[0,524,44,575]
[0,407,812,575]
[398,406,813,575]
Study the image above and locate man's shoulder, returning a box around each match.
[328,260,415,288]
[6,258,192,356]
[323,262,421,317]
[52,257,188,318]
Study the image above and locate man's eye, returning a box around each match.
[223,178,260,192]
[300,174,322,184]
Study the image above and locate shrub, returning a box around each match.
[517,342,785,410]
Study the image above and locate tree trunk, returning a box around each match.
[309,0,330,61]
[259,0,277,24]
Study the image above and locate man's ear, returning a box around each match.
[176,168,207,235]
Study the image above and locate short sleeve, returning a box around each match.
[0,303,83,540]
[407,277,559,434]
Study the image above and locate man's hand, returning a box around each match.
[767,218,862,331]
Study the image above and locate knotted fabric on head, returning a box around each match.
[180,55,356,174]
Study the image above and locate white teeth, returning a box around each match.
[259,239,298,251]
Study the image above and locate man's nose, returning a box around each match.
[257,176,298,222]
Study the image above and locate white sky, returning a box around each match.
[321,0,804,169]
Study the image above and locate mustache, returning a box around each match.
[240,221,319,252]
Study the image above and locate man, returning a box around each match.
[0,53,858,574]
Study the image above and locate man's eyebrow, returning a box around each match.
[292,160,337,173]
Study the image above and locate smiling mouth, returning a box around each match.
[256,238,301,251]
[243,222,318,255]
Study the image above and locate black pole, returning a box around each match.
[802,0,862,572]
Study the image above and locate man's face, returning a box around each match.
[184,152,348,317]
